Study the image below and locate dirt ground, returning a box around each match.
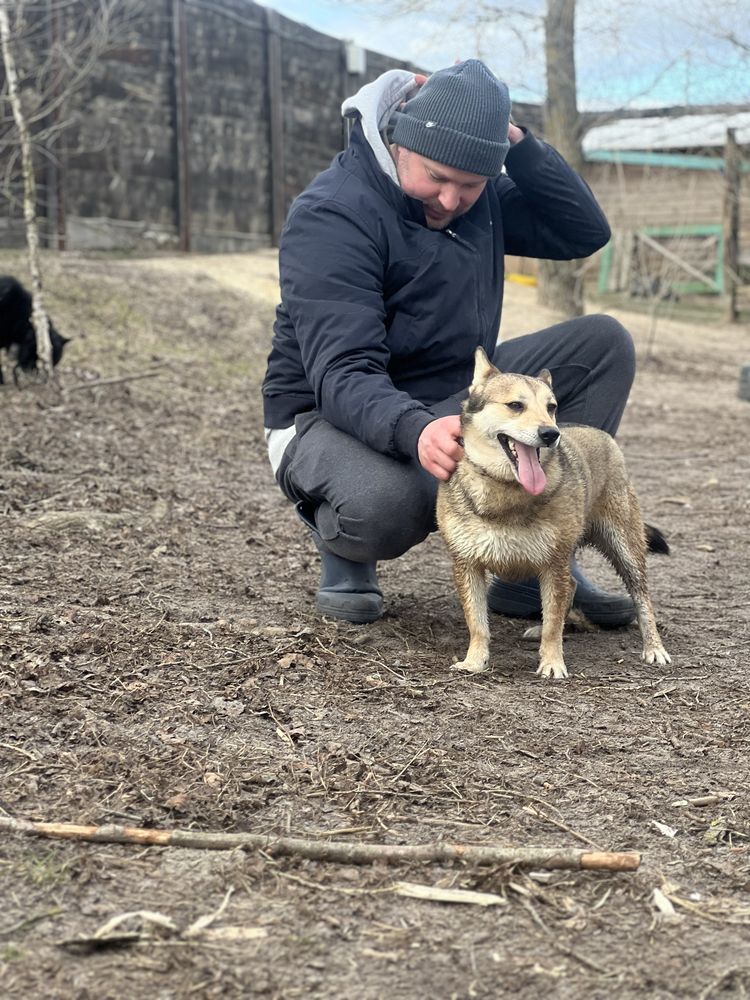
[1,248,749,1000]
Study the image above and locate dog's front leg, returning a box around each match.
[536,564,574,680]
[451,558,491,673]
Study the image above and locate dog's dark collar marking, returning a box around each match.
[463,455,498,482]
[457,480,485,519]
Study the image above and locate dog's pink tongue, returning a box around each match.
[515,443,546,495]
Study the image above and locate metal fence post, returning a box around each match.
[172,0,191,252]
[265,8,285,248]
[722,127,740,323]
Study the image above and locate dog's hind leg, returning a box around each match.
[450,559,491,673]
[536,560,575,679]
[590,504,670,667]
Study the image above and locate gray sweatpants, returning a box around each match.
[274,314,635,563]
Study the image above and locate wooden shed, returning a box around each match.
[582,111,750,301]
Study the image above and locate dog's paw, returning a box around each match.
[536,659,569,680]
[642,645,671,666]
[523,625,542,640]
[450,657,489,674]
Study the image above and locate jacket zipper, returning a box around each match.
[443,229,487,342]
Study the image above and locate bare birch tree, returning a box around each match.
[0,0,140,378]
[0,0,52,370]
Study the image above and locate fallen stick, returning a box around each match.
[68,368,166,392]
[0,816,640,872]
[671,793,735,808]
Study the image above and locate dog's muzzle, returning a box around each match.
[537,425,560,448]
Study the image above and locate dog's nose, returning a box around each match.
[538,425,560,446]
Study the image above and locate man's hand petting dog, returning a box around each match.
[418,415,463,481]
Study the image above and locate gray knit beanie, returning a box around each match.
[389,60,511,177]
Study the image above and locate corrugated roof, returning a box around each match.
[582,112,750,152]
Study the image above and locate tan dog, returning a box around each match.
[436,348,670,679]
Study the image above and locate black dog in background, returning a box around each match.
[0,275,69,384]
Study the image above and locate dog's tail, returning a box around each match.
[645,524,670,555]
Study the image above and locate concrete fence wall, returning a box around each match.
[0,0,428,253]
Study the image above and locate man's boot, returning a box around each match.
[487,559,636,629]
[316,546,383,623]
[296,503,383,624]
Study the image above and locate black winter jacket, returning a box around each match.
[262,123,610,461]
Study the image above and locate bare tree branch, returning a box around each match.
[0,815,642,872]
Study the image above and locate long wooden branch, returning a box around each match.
[0,816,640,872]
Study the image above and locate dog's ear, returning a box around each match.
[472,347,498,386]
[464,391,484,415]
[537,368,553,387]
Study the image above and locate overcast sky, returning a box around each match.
[263,0,750,109]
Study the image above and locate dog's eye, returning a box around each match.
[548,403,557,415]
[506,401,524,413]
